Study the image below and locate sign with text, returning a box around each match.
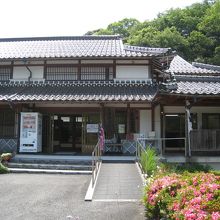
[86,124,99,133]
[118,124,125,134]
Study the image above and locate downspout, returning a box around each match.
[25,65,32,82]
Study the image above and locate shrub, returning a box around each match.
[140,146,158,176]
[0,153,10,174]
[0,162,8,174]
[1,153,12,162]
[159,162,212,175]
[144,172,220,220]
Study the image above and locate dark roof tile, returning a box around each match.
[0,81,157,102]
[169,81,220,96]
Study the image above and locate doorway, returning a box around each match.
[53,115,82,152]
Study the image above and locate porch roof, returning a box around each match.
[171,79,220,96]
[161,55,220,96]
[0,81,157,102]
[0,36,170,60]
[166,55,220,75]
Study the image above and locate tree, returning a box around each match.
[187,31,215,61]
[86,0,220,64]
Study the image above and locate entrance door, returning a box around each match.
[164,114,185,152]
[42,114,54,153]
[53,115,82,152]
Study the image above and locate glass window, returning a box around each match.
[0,66,11,81]
[202,114,220,129]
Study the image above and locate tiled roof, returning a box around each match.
[0,81,157,102]
[167,55,220,75]
[171,81,220,95]
[161,55,220,96]
[0,36,169,60]
[162,72,220,96]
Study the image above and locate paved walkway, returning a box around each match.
[93,162,143,201]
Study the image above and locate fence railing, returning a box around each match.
[190,129,220,152]
[136,137,187,156]
[136,139,147,164]
[91,140,102,187]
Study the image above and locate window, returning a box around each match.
[202,114,220,129]
[45,65,113,81]
[45,65,78,80]
[0,109,15,137]
[0,66,12,81]
[81,66,113,80]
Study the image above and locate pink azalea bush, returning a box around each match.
[144,172,220,220]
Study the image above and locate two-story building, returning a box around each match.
[0,36,170,155]
[0,35,219,157]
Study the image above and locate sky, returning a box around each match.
[0,0,204,38]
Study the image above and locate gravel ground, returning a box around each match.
[0,173,145,220]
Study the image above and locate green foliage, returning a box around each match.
[0,162,8,174]
[1,153,12,162]
[87,0,220,65]
[140,146,158,176]
[0,153,10,174]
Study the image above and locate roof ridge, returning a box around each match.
[124,45,171,55]
[192,62,220,72]
[0,35,122,42]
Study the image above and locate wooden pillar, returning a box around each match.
[185,100,192,158]
[100,103,104,126]
[113,60,116,78]
[151,105,155,131]
[160,105,164,155]
[77,60,81,80]
[126,103,130,135]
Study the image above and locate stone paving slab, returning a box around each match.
[93,162,143,201]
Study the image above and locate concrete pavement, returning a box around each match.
[0,173,145,220]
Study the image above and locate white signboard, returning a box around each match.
[118,124,125,134]
[86,124,99,133]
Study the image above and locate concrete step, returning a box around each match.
[10,157,92,166]
[8,168,92,175]
[7,162,92,171]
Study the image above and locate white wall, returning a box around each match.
[13,66,44,80]
[140,110,152,137]
[116,65,149,79]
